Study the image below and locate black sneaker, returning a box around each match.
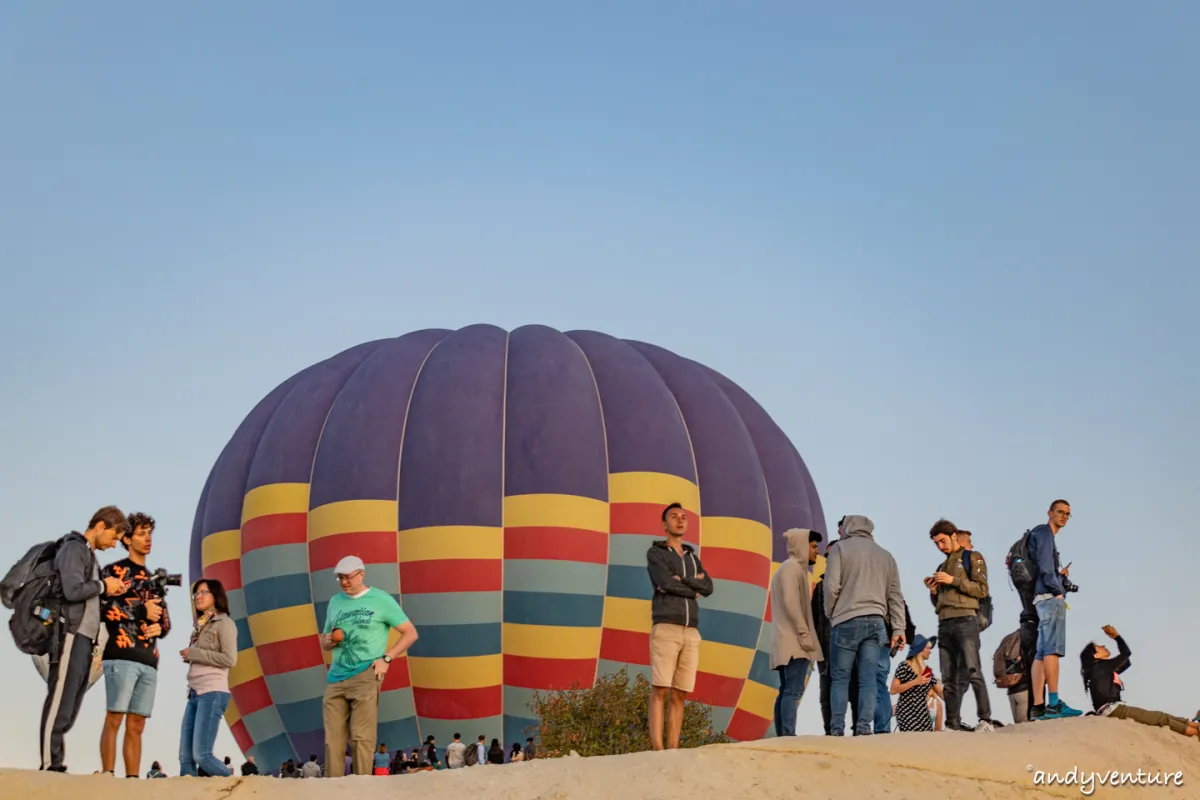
[1030,704,1047,721]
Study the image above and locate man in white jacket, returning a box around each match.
[769,529,824,736]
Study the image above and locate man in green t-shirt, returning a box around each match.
[319,555,419,777]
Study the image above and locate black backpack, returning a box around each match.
[1,538,66,656]
[961,551,992,632]
[1005,530,1037,595]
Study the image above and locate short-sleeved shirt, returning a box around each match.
[323,587,409,683]
[894,661,938,732]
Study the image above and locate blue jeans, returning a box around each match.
[1034,597,1066,660]
[828,615,886,736]
[179,689,231,777]
[874,644,893,733]
[773,657,810,736]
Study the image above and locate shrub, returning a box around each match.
[526,667,730,757]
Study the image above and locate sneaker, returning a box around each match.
[1051,700,1083,718]
[1039,705,1062,720]
[1030,704,1047,721]
[982,718,1005,729]
[975,720,996,733]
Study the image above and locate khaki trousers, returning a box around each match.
[1104,702,1191,736]
[323,668,380,777]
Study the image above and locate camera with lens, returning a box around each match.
[132,568,183,602]
[1062,578,1079,594]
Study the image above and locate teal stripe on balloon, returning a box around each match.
[502,591,604,627]
[502,560,607,595]
[241,543,309,584]
[400,591,504,626]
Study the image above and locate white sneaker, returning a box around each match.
[975,720,995,733]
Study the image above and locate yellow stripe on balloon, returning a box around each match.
[502,623,601,659]
[503,493,609,532]
[736,679,776,720]
[601,596,651,634]
[224,695,243,727]
[308,499,398,540]
[247,605,319,646]
[396,526,503,561]
[408,654,503,689]
[228,647,263,689]
[201,529,240,569]
[700,517,772,559]
[607,472,700,511]
[699,640,755,679]
[241,482,309,524]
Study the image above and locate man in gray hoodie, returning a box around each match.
[822,515,906,736]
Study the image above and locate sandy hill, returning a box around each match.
[3,717,1196,799]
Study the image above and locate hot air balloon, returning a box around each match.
[188,325,826,768]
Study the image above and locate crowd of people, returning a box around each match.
[742,500,1197,740]
[11,499,1197,778]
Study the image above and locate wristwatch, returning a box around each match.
[382,655,392,664]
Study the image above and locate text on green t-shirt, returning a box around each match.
[323,587,410,683]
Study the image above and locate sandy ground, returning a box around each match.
[3,717,1197,799]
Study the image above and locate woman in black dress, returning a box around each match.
[890,634,943,732]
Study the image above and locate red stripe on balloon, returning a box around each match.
[700,547,770,587]
[232,676,273,717]
[599,628,650,665]
[255,636,325,676]
[413,685,503,719]
[398,560,502,594]
[240,513,307,554]
[381,658,412,692]
[724,707,771,742]
[609,503,700,545]
[229,719,254,753]
[203,559,242,591]
[503,527,608,564]
[502,655,596,690]
[309,531,398,572]
[691,672,743,707]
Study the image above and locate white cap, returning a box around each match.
[334,555,365,576]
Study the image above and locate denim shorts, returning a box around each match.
[1034,597,1067,660]
[103,659,157,718]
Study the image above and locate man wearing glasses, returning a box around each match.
[319,555,419,776]
[1027,500,1083,721]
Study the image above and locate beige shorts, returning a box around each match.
[650,623,701,693]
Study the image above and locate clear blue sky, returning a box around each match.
[1,1,1196,773]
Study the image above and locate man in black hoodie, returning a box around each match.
[41,506,130,772]
[646,502,713,750]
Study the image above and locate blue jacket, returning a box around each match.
[1028,524,1065,597]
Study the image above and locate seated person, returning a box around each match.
[1082,625,1199,739]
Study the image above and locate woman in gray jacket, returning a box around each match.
[178,578,238,777]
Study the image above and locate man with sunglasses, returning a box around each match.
[318,555,419,777]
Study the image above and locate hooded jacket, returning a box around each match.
[646,540,713,628]
[822,516,906,635]
[769,529,823,668]
[54,531,105,639]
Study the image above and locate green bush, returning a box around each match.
[526,668,730,757]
